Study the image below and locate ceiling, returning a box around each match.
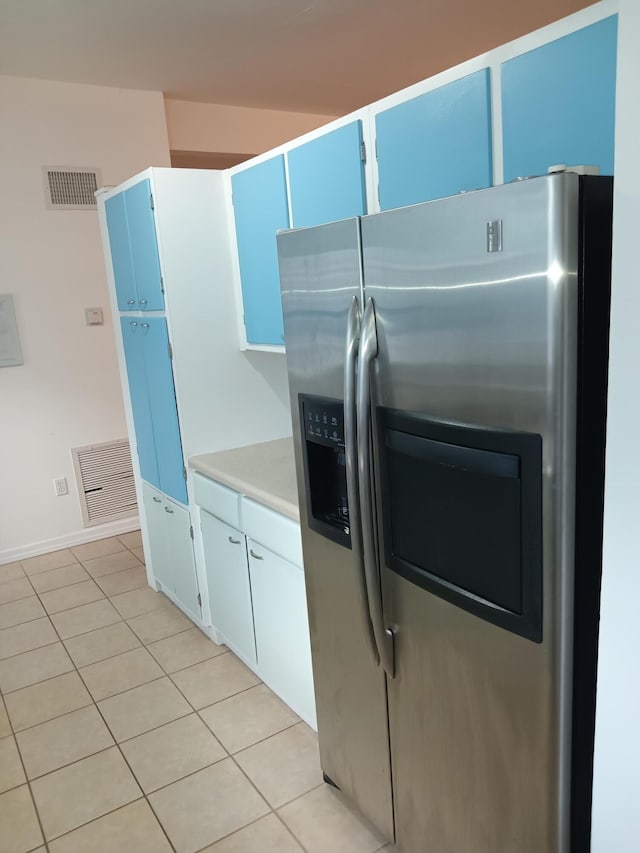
[0,0,595,115]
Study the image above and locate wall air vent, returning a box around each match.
[72,439,137,527]
[43,167,101,209]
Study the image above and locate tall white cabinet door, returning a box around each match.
[248,539,316,728]
[201,511,257,666]
[164,497,201,622]
[142,481,170,589]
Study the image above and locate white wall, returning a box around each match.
[164,98,337,156]
[591,1,640,849]
[0,76,171,561]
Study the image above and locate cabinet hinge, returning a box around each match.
[160,276,165,294]
[168,340,173,360]
[189,524,194,540]
[183,466,187,481]
[149,193,154,210]
[360,141,367,164]
[197,593,202,607]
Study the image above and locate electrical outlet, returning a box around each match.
[54,477,68,497]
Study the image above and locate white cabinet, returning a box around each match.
[247,538,315,727]
[142,482,201,621]
[200,511,256,666]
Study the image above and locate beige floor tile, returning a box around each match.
[70,536,126,562]
[202,814,304,852]
[0,577,33,605]
[5,671,92,732]
[150,758,269,852]
[0,642,73,693]
[127,605,193,644]
[0,617,57,660]
[80,647,163,701]
[200,683,299,754]
[40,579,104,614]
[131,545,145,563]
[29,563,90,594]
[16,705,114,780]
[0,701,10,738]
[64,621,141,668]
[21,549,78,576]
[98,676,191,742]
[278,783,386,853]
[110,586,171,619]
[31,746,142,841]
[0,735,26,793]
[121,712,226,793]
[48,799,172,853]
[148,627,225,673]
[0,561,25,584]
[171,653,259,710]
[118,530,143,549]
[83,550,141,578]
[51,599,121,639]
[0,595,45,630]
[235,722,322,808]
[0,784,44,852]
[94,565,147,597]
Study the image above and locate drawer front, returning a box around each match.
[241,497,303,567]
[192,472,241,528]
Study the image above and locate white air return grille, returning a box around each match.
[43,166,101,209]
[72,439,137,527]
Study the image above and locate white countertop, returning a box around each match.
[189,438,301,521]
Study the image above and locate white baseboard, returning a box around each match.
[0,515,141,565]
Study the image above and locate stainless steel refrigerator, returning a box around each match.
[277,173,612,853]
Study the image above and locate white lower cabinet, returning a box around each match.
[142,481,201,622]
[200,511,257,666]
[247,538,316,727]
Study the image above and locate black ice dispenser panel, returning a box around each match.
[299,395,351,548]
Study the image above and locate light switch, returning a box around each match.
[85,307,104,326]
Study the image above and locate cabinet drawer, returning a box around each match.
[193,472,241,528]
[241,497,303,567]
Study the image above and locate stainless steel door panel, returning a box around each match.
[362,174,579,852]
[278,219,394,841]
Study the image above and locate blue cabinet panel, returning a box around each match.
[376,69,493,210]
[232,157,290,346]
[106,193,136,311]
[120,318,159,489]
[124,179,164,311]
[288,121,367,227]
[501,16,617,182]
[141,318,187,504]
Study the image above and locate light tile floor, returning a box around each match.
[0,533,394,852]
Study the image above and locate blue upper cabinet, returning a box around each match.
[124,180,165,311]
[501,16,618,182]
[232,156,290,346]
[375,69,493,211]
[141,317,187,505]
[120,318,159,490]
[288,121,367,227]
[106,193,136,311]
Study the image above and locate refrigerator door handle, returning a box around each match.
[344,296,379,666]
[357,297,395,678]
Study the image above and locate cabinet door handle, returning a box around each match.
[141,323,150,328]
[139,299,148,306]
[164,506,174,514]
[127,299,136,305]
[249,549,264,560]
[152,496,161,503]
[228,536,241,545]
[129,321,138,327]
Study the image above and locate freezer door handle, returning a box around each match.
[357,297,395,678]
[344,296,379,666]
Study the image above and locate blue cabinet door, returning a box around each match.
[232,156,290,346]
[106,193,136,311]
[288,121,367,227]
[375,69,493,210]
[140,317,187,504]
[120,318,159,489]
[124,179,165,311]
[501,16,618,182]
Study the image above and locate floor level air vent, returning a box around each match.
[72,439,137,527]
[43,167,101,209]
